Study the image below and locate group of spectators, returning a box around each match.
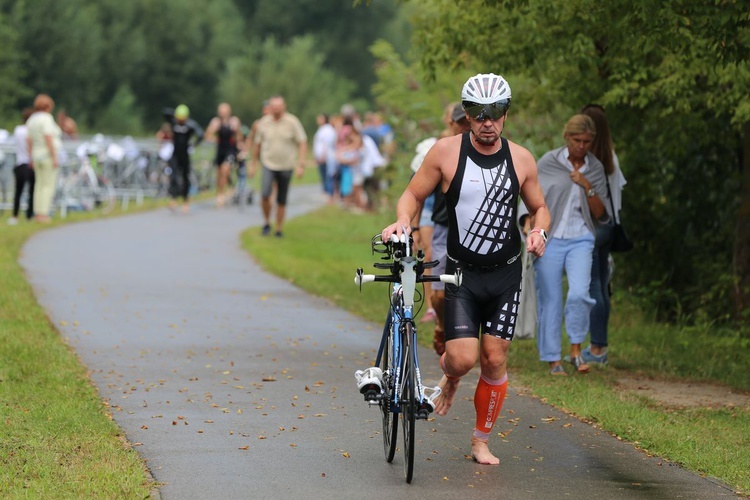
[312,108,392,212]
[6,93,75,225]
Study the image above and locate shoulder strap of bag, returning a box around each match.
[605,176,617,223]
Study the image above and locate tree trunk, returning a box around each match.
[734,122,750,325]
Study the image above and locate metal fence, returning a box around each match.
[0,134,215,217]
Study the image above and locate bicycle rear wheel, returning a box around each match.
[401,322,416,483]
[381,322,398,463]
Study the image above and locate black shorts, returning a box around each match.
[261,167,293,205]
[443,257,522,342]
[215,148,237,167]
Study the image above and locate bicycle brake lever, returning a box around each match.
[356,268,364,292]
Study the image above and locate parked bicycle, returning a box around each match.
[354,233,461,483]
[56,144,115,214]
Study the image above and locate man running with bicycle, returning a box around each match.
[382,74,550,465]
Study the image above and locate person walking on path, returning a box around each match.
[382,74,550,465]
[250,95,307,237]
[27,94,62,223]
[580,104,627,365]
[163,104,204,214]
[532,114,609,376]
[428,103,472,355]
[205,102,243,208]
[8,108,35,225]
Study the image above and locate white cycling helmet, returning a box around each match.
[461,73,511,104]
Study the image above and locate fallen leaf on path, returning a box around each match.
[238,445,249,450]
[342,452,350,458]
[262,376,277,382]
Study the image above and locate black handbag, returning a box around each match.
[606,178,634,253]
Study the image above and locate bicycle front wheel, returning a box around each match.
[381,317,398,463]
[401,321,416,483]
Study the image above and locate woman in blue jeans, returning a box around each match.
[580,104,627,364]
[534,114,610,375]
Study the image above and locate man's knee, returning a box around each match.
[444,343,477,375]
[480,338,511,369]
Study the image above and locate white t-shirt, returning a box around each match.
[13,124,30,165]
[360,135,386,178]
[608,152,627,223]
[312,123,337,164]
[552,147,591,240]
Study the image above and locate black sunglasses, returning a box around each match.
[462,100,510,121]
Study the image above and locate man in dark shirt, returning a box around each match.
[164,104,203,213]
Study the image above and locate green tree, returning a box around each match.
[11,0,105,124]
[130,0,244,128]
[237,0,399,99]
[95,85,145,135]
[411,0,750,324]
[219,36,357,135]
[0,13,28,128]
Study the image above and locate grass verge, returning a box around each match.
[0,201,175,498]
[241,204,750,495]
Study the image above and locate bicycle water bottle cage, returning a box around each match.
[371,234,391,260]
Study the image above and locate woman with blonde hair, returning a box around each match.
[27,94,63,223]
[533,114,609,375]
[580,104,627,365]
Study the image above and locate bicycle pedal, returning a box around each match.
[416,406,431,420]
[363,388,381,404]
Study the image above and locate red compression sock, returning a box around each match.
[473,373,508,439]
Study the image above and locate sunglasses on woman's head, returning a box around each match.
[462,100,510,121]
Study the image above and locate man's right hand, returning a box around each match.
[381,219,411,243]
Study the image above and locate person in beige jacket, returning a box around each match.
[27,94,62,223]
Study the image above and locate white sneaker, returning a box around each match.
[7,217,18,226]
[354,367,383,393]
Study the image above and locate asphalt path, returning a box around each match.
[21,185,739,499]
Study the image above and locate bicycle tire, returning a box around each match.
[381,322,398,463]
[97,176,116,214]
[401,321,416,483]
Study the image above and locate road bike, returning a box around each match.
[57,148,115,214]
[230,156,254,210]
[354,233,461,483]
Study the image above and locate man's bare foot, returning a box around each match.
[471,437,500,465]
[433,375,460,416]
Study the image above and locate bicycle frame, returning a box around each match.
[356,233,461,482]
[380,256,428,413]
